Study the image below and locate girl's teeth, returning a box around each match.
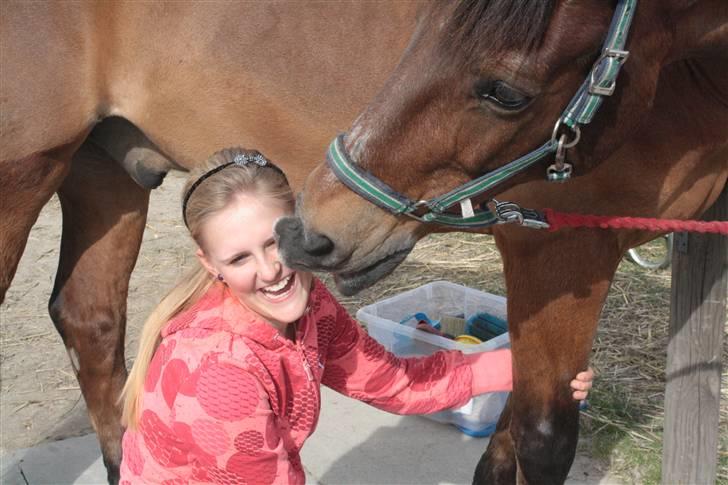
[263,275,291,293]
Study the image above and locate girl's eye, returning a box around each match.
[475,80,531,110]
[230,254,250,265]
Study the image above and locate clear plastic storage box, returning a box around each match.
[356,280,510,437]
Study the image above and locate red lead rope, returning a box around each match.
[543,208,728,234]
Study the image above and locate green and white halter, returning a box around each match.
[327,0,637,229]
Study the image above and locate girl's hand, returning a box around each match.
[570,367,594,401]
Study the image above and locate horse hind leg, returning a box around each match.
[49,139,150,485]
[0,145,77,303]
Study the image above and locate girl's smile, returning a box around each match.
[259,272,296,299]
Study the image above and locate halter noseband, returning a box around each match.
[327,0,636,229]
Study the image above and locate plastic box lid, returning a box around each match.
[356,280,509,356]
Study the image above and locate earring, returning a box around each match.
[217,274,224,282]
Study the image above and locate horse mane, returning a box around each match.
[438,0,557,56]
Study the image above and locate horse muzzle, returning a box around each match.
[275,215,414,295]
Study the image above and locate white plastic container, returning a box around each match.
[356,280,510,437]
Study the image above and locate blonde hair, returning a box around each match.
[121,147,293,429]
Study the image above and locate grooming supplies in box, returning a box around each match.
[356,281,510,437]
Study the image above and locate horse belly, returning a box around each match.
[105,1,422,188]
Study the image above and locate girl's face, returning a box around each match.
[197,195,313,333]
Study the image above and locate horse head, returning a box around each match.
[276,0,683,296]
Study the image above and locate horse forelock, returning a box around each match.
[436,0,557,57]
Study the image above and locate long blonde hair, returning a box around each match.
[121,147,294,429]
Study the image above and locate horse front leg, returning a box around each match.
[48,142,149,485]
[475,228,622,485]
[474,396,516,482]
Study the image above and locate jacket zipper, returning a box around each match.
[274,332,314,382]
[297,341,314,382]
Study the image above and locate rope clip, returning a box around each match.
[547,122,579,182]
[490,199,550,230]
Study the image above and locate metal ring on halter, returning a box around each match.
[551,119,581,149]
[408,200,431,216]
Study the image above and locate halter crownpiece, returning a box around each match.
[182,150,286,227]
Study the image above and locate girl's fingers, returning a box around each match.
[569,378,592,391]
[576,368,595,383]
[571,367,595,401]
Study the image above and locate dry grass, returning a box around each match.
[319,231,727,484]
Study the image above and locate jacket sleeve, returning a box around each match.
[320,293,513,415]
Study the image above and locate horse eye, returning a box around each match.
[476,80,531,110]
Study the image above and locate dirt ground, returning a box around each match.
[1,169,720,483]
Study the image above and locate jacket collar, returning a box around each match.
[162,280,319,350]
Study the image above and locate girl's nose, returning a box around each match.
[259,254,282,282]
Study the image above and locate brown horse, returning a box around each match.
[275,1,728,484]
[1,2,421,482]
[1,1,726,484]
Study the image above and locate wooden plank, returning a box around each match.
[662,184,727,485]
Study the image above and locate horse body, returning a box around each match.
[1,2,418,482]
[2,1,726,484]
[1,1,419,184]
[276,1,728,483]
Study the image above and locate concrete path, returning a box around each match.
[1,387,619,484]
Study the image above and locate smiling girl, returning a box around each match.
[119,148,592,484]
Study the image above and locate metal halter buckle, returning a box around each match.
[550,119,581,148]
[588,48,630,96]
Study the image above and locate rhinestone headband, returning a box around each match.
[182,152,286,227]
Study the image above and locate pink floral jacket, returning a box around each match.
[120,279,512,484]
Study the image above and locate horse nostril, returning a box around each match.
[275,216,303,242]
[302,230,334,257]
[275,216,335,258]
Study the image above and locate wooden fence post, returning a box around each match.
[662,185,727,484]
